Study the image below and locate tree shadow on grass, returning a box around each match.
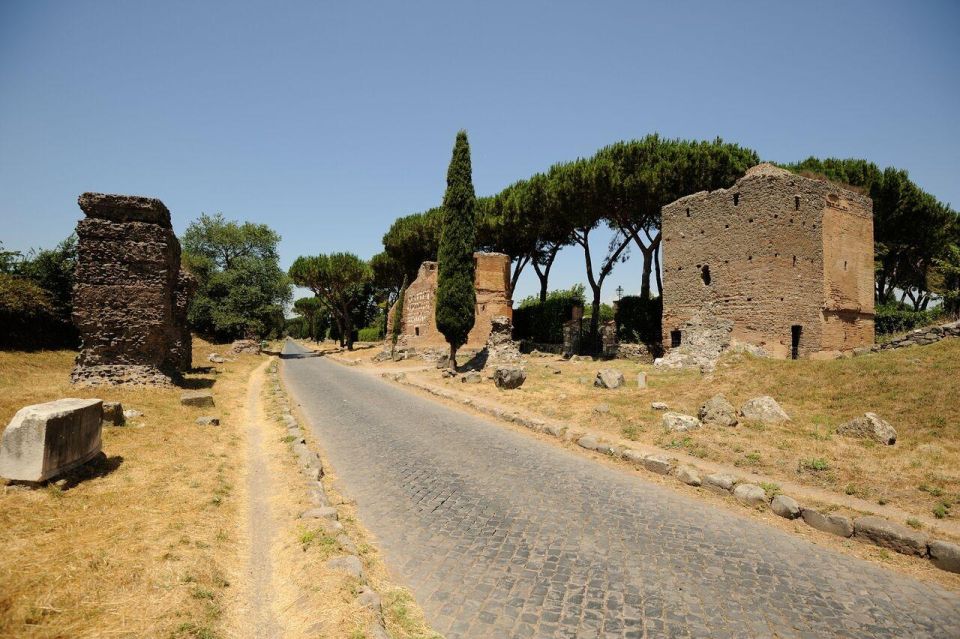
[8,453,125,491]
[177,376,215,390]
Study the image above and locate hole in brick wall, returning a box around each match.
[686,207,690,217]
[733,193,740,206]
[670,330,682,348]
[700,229,704,234]
[748,255,753,261]
[415,326,420,336]
[812,223,816,229]
[774,214,779,219]
[791,325,802,359]
[701,265,711,286]
[790,218,794,224]
[795,196,800,210]
[844,260,847,270]
[725,223,729,229]
[775,252,780,257]
[747,297,752,302]
[793,256,797,267]
[749,218,754,223]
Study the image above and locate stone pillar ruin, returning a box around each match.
[71,192,194,386]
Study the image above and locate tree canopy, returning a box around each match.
[182,214,291,341]
[288,252,372,350]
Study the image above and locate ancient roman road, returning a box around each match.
[280,340,960,639]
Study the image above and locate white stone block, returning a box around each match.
[0,398,103,482]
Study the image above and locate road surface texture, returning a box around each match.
[280,341,960,639]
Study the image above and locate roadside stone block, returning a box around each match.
[0,398,103,482]
[704,473,736,494]
[594,369,624,389]
[739,396,790,424]
[195,416,220,426]
[929,540,960,574]
[853,516,928,557]
[733,483,767,508]
[326,554,362,579]
[837,413,897,445]
[493,366,526,389]
[642,454,673,475]
[770,494,801,519]
[180,390,214,407]
[675,465,701,486]
[801,508,853,538]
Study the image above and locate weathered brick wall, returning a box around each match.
[388,252,512,351]
[661,164,873,358]
[71,193,194,385]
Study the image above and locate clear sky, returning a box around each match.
[2,1,958,303]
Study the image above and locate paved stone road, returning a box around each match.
[280,341,960,638]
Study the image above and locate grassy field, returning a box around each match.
[0,340,259,639]
[414,339,960,528]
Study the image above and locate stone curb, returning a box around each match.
[267,360,393,637]
[380,370,960,575]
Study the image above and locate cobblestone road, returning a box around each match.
[281,341,960,638]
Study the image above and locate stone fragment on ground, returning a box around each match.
[460,371,482,384]
[651,401,668,410]
[208,353,225,363]
[301,506,338,520]
[837,413,897,445]
[733,483,767,508]
[594,369,625,389]
[662,412,701,432]
[853,516,928,556]
[195,416,220,426]
[770,494,801,519]
[929,540,960,574]
[0,398,103,482]
[704,473,736,494]
[325,555,362,579]
[101,401,125,426]
[801,508,853,537]
[493,366,526,389]
[675,465,701,486]
[636,372,647,388]
[180,390,214,407]
[357,585,382,614]
[593,403,610,414]
[123,408,143,419]
[739,396,790,423]
[642,454,672,475]
[698,394,738,427]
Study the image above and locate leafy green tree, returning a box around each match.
[182,215,291,340]
[382,207,443,283]
[288,253,372,350]
[16,235,78,321]
[435,130,477,368]
[785,158,957,308]
[0,273,62,350]
[293,296,324,341]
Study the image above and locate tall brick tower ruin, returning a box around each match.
[661,164,874,359]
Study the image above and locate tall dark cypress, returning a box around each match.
[435,130,477,368]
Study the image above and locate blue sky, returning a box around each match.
[2,1,958,303]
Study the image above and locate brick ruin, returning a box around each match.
[71,192,195,385]
[660,163,874,361]
[388,252,513,352]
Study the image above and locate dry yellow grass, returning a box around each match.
[0,340,260,639]
[408,339,960,527]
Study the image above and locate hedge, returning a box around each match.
[615,295,662,344]
[513,290,583,343]
[875,304,944,335]
[358,326,383,342]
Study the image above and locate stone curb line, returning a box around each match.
[380,371,960,576]
[267,360,391,639]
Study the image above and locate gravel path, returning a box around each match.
[281,340,960,638]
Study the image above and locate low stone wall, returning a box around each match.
[855,320,960,356]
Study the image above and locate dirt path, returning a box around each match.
[242,360,283,639]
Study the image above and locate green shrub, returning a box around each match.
[615,295,662,344]
[0,273,75,350]
[875,303,944,335]
[358,326,383,342]
[513,287,585,343]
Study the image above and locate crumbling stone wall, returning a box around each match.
[71,192,194,386]
[661,164,874,360]
[387,252,512,351]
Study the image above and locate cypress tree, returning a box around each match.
[435,130,477,369]
[391,275,408,349]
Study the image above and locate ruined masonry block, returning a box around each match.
[181,391,215,407]
[0,399,103,482]
[71,192,194,386]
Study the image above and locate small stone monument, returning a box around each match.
[0,398,103,482]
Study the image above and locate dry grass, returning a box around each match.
[0,340,261,639]
[411,339,960,526]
